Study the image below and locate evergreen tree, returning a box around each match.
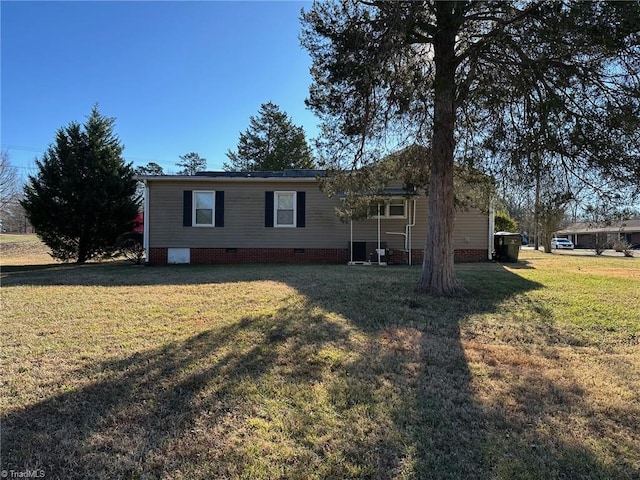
[134,162,164,204]
[301,1,640,295]
[177,152,207,175]
[494,211,518,233]
[21,106,139,263]
[224,102,315,171]
[135,162,164,176]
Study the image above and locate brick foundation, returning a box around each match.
[148,247,349,265]
[453,249,488,262]
[148,247,487,265]
[191,247,349,264]
[148,247,168,265]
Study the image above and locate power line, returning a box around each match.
[2,144,181,171]
[1,144,46,154]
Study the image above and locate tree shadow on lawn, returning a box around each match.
[0,259,536,287]
[1,257,546,289]
[3,264,635,479]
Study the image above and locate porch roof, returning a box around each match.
[338,187,419,198]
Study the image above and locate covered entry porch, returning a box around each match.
[347,191,418,265]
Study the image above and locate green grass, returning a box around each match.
[0,233,42,244]
[1,240,639,479]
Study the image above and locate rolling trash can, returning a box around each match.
[494,232,522,262]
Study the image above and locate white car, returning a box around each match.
[551,238,574,250]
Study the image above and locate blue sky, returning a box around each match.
[1,0,317,177]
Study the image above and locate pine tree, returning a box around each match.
[224,102,315,171]
[135,162,164,176]
[21,106,139,263]
[301,1,640,295]
[177,152,207,175]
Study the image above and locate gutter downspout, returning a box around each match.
[143,180,150,264]
[407,198,417,265]
[488,197,495,260]
[377,202,381,264]
[386,199,417,265]
[350,217,353,264]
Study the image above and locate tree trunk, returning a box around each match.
[417,4,460,296]
[77,239,88,264]
[534,162,541,251]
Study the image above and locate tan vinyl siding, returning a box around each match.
[147,180,350,249]
[404,198,488,250]
[351,200,488,251]
[351,219,411,250]
[146,179,488,251]
[452,208,490,249]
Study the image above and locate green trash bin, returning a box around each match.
[494,232,522,262]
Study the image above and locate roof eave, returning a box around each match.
[135,175,321,183]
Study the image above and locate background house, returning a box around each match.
[555,219,640,249]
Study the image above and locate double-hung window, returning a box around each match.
[368,198,407,219]
[275,191,296,227]
[183,190,224,227]
[265,191,305,228]
[193,191,215,226]
[388,198,407,218]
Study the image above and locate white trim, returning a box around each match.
[408,198,416,265]
[350,217,353,263]
[137,176,319,183]
[488,198,495,260]
[388,198,408,218]
[368,198,408,219]
[192,190,216,227]
[274,191,296,228]
[143,180,150,261]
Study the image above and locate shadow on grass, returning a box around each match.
[2,264,635,478]
[494,258,537,269]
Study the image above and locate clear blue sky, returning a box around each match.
[1,0,317,177]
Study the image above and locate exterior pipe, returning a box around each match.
[377,203,381,264]
[350,217,353,264]
[488,198,495,260]
[398,199,417,266]
[385,199,417,265]
[407,198,417,266]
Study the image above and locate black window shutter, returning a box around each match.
[265,191,274,227]
[183,190,192,226]
[215,191,224,227]
[296,191,306,228]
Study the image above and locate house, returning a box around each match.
[555,219,640,249]
[138,170,494,265]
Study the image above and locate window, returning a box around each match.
[193,191,215,226]
[275,191,296,227]
[265,191,305,228]
[183,190,224,227]
[368,198,407,218]
[388,198,406,218]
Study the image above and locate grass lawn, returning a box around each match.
[2,238,639,479]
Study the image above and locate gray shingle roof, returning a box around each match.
[194,170,325,178]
